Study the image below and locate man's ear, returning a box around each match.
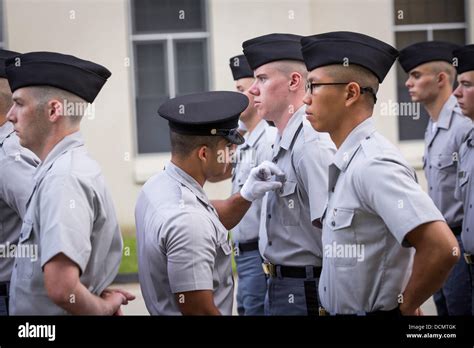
[48,99,63,123]
[197,145,208,163]
[345,82,361,107]
[289,72,303,91]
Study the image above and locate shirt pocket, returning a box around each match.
[277,180,300,226]
[17,221,35,279]
[431,153,457,191]
[325,208,357,267]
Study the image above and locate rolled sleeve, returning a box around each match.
[165,213,217,294]
[355,158,445,245]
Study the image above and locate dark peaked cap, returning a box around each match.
[242,33,304,70]
[453,44,474,74]
[229,54,254,80]
[301,31,399,83]
[0,49,20,78]
[398,41,460,73]
[158,91,248,145]
[5,51,111,103]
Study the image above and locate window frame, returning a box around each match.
[127,0,213,182]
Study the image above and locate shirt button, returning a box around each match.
[365,136,370,140]
[331,187,335,192]
[470,204,472,209]
[429,186,433,190]
[273,159,278,164]
[438,163,441,167]
[331,221,336,227]
[429,165,432,169]
[268,241,272,246]
[267,214,271,219]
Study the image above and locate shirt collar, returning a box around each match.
[244,119,267,148]
[333,117,376,172]
[276,105,305,152]
[436,95,458,130]
[165,161,210,205]
[0,121,14,144]
[34,131,85,182]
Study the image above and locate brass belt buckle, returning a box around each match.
[464,253,473,265]
[319,307,329,316]
[262,262,276,276]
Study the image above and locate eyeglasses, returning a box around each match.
[305,81,378,103]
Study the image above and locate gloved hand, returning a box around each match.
[240,161,286,202]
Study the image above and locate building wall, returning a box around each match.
[4,0,473,228]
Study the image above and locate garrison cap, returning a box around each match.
[229,54,254,80]
[5,51,111,103]
[301,31,399,83]
[453,44,474,74]
[243,33,304,70]
[398,41,460,73]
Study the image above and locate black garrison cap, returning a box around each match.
[453,44,474,74]
[0,49,20,78]
[5,51,111,103]
[301,31,399,83]
[398,41,460,73]
[229,54,254,80]
[158,91,248,145]
[242,33,304,70]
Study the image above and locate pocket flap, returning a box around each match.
[278,180,297,197]
[19,221,33,243]
[327,208,355,230]
[434,154,455,169]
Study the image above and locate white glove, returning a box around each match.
[240,161,286,202]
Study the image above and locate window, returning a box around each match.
[394,0,466,141]
[130,0,210,154]
[0,0,4,48]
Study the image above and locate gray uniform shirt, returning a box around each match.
[231,120,277,244]
[135,162,234,315]
[9,131,123,315]
[0,121,38,282]
[456,125,474,253]
[319,118,445,314]
[423,95,471,227]
[260,106,336,266]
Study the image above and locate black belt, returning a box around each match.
[263,263,322,278]
[450,224,462,236]
[0,282,9,297]
[237,240,259,253]
[321,306,401,317]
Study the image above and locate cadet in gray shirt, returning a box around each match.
[301,31,459,316]
[243,34,336,316]
[135,91,283,315]
[400,41,472,315]
[0,49,38,315]
[5,51,133,315]
[453,44,474,315]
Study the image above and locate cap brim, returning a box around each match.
[224,131,245,145]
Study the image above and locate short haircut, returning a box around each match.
[30,85,88,124]
[170,130,222,158]
[427,61,457,86]
[324,64,380,104]
[0,78,13,116]
[272,60,308,79]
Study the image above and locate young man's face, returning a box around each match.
[248,62,290,121]
[7,87,48,151]
[453,70,474,120]
[235,77,256,124]
[302,66,347,134]
[405,62,440,103]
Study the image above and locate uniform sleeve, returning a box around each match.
[164,213,217,293]
[38,175,94,273]
[296,137,335,222]
[0,151,37,219]
[354,158,445,245]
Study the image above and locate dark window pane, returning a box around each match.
[396,31,430,141]
[175,39,208,95]
[134,42,171,153]
[132,0,205,34]
[433,29,466,44]
[394,0,464,25]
